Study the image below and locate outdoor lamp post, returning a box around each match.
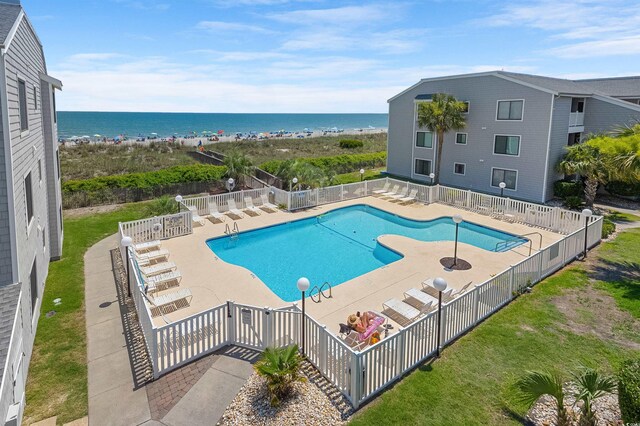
[452,214,463,266]
[360,168,365,182]
[226,178,235,193]
[121,236,133,297]
[582,208,593,259]
[290,177,298,192]
[297,277,310,356]
[429,173,435,186]
[499,181,506,197]
[433,277,448,357]
[174,195,182,214]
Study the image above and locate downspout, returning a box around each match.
[541,94,556,202]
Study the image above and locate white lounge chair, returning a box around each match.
[139,261,177,277]
[398,189,418,204]
[135,248,170,265]
[403,288,437,309]
[380,185,400,198]
[207,201,226,223]
[243,197,262,215]
[382,298,423,325]
[149,288,193,317]
[259,194,278,212]
[421,278,454,300]
[372,182,390,195]
[144,270,182,294]
[448,281,474,299]
[388,187,409,201]
[133,240,160,253]
[187,205,206,226]
[226,199,244,218]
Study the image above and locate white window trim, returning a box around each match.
[38,158,43,186]
[415,131,434,149]
[453,162,466,175]
[33,84,39,112]
[455,132,468,145]
[414,158,433,176]
[490,167,518,191]
[461,100,470,114]
[17,73,29,135]
[493,134,521,157]
[24,171,34,235]
[495,99,525,122]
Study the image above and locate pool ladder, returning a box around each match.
[310,282,332,303]
[225,222,240,240]
[494,231,542,255]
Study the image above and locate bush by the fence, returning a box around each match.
[339,139,364,149]
[62,164,227,193]
[606,180,640,198]
[554,180,584,198]
[563,195,583,210]
[261,152,386,176]
[619,358,640,423]
[602,217,616,239]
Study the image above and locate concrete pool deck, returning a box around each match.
[155,196,563,333]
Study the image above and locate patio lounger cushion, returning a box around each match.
[133,240,160,252]
[243,197,262,215]
[140,261,177,276]
[357,312,386,341]
[259,194,278,212]
[382,298,421,324]
[372,182,390,195]
[226,199,244,218]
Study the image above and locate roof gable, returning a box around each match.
[0,2,21,46]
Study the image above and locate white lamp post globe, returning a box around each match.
[433,277,448,292]
[360,168,365,175]
[582,208,593,217]
[452,214,463,224]
[121,235,133,247]
[175,194,183,203]
[499,182,506,189]
[292,177,298,184]
[429,173,435,179]
[228,178,234,186]
[296,277,310,292]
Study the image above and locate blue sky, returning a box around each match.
[22,0,640,113]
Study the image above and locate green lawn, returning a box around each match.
[350,228,640,425]
[333,167,386,185]
[24,204,148,425]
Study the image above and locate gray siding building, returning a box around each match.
[387,71,640,203]
[0,1,62,424]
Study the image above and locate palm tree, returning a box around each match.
[254,344,306,407]
[573,368,616,426]
[416,93,467,184]
[514,371,570,426]
[144,195,176,217]
[223,151,254,187]
[610,119,640,137]
[557,143,613,207]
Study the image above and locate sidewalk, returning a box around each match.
[85,234,256,426]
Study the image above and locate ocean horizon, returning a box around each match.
[57,111,389,139]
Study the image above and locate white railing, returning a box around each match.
[569,112,585,127]
[118,211,193,245]
[181,188,272,216]
[126,252,157,373]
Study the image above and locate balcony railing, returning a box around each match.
[569,112,584,128]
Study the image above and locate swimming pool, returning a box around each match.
[206,205,526,301]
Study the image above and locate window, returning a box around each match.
[30,259,37,313]
[38,159,42,183]
[494,135,520,156]
[497,100,523,120]
[56,150,60,180]
[571,98,584,113]
[414,159,432,176]
[52,89,57,123]
[491,168,517,190]
[25,172,33,225]
[416,131,433,148]
[454,163,466,175]
[461,101,469,113]
[18,79,28,131]
[59,205,63,231]
[42,226,46,250]
[33,85,38,110]
[456,133,467,145]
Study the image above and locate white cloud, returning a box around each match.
[267,4,392,26]
[547,35,640,58]
[196,21,273,33]
[113,0,170,11]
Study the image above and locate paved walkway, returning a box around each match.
[85,235,256,426]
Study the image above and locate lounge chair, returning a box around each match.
[398,189,418,204]
[243,197,262,216]
[382,298,422,326]
[226,199,244,218]
[372,182,390,195]
[187,205,206,226]
[380,184,400,198]
[148,288,193,317]
[139,261,177,277]
[448,281,474,299]
[207,201,226,223]
[133,240,160,253]
[259,194,278,212]
[403,288,437,310]
[134,248,170,265]
[421,278,455,300]
[388,187,409,201]
[144,270,182,294]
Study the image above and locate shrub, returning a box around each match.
[554,180,583,198]
[606,180,640,198]
[601,217,616,239]
[339,139,364,149]
[563,195,583,210]
[254,345,305,407]
[619,358,640,423]
[261,152,386,176]
[145,195,178,217]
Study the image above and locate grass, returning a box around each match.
[605,210,640,223]
[23,203,148,425]
[350,229,640,425]
[332,167,386,185]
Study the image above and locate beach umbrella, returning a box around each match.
[218,130,224,135]
[94,134,101,138]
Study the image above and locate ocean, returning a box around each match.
[57,112,389,139]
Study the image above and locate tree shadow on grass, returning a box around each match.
[606,211,639,224]
[589,258,640,301]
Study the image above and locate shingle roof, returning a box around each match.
[0,2,22,46]
[0,282,21,382]
[497,71,597,96]
[576,77,640,98]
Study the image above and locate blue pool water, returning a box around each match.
[206,205,526,301]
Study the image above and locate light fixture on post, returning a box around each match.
[120,235,133,297]
[174,195,182,214]
[291,177,298,192]
[581,208,593,259]
[226,178,235,193]
[360,168,365,182]
[452,214,463,266]
[429,172,435,186]
[296,277,310,356]
[499,181,506,197]
[433,277,448,357]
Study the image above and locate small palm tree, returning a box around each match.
[610,119,640,137]
[223,151,254,187]
[557,143,613,207]
[416,93,467,184]
[573,368,616,426]
[254,344,306,407]
[514,371,570,426]
[144,195,177,217]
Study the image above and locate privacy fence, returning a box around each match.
[117,178,603,409]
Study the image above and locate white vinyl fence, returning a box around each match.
[179,188,272,216]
